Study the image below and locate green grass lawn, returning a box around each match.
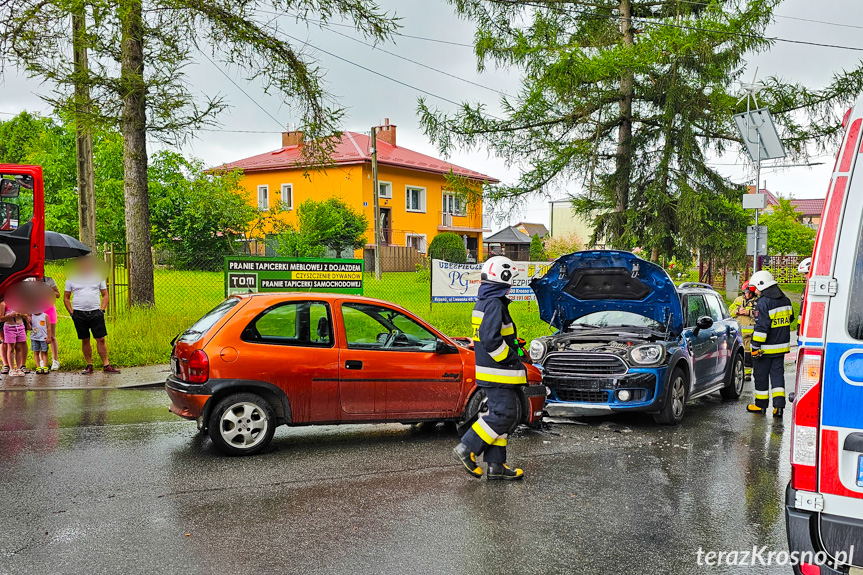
[40,266,807,370]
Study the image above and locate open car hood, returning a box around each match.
[530,250,683,335]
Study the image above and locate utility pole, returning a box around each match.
[371,127,382,280]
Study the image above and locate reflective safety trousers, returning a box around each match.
[471,289,527,387]
[750,285,794,356]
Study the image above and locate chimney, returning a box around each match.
[374,118,396,147]
[282,130,303,148]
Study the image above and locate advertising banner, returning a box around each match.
[431,259,552,303]
[224,257,363,296]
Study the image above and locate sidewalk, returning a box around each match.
[0,364,170,392]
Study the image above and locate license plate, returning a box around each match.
[857,455,863,488]
[171,357,179,376]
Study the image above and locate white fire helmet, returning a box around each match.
[481,256,519,285]
[797,257,812,275]
[749,270,777,291]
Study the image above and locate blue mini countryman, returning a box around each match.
[529,250,745,425]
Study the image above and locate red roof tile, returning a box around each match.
[213,131,498,182]
[748,187,824,216]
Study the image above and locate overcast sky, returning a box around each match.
[2,0,862,232]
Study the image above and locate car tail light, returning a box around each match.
[799,563,821,575]
[791,348,823,492]
[186,350,210,384]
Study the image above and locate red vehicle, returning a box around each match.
[0,165,45,293]
[166,293,546,455]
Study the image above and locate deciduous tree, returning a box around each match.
[760,197,816,256]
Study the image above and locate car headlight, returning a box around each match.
[629,344,665,365]
[529,339,547,361]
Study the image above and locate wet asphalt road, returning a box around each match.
[0,372,794,575]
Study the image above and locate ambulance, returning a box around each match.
[786,104,863,574]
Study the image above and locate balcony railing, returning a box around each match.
[439,211,491,231]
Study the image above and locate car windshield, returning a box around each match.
[178,298,240,343]
[568,310,663,330]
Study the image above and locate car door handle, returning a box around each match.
[844,433,863,452]
[344,360,363,370]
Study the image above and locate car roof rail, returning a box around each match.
[678,281,716,290]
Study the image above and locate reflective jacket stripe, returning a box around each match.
[489,341,509,362]
[768,305,793,317]
[500,323,515,336]
[472,417,500,444]
[752,331,767,342]
[476,366,527,384]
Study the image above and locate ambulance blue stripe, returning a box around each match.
[822,342,863,429]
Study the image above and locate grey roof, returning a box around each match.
[485,225,532,244]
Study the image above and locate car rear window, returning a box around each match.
[177,298,240,343]
[242,301,333,347]
[849,236,863,339]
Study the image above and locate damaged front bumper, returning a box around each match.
[544,369,664,416]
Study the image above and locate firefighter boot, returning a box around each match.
[487,463,524,481]
[453,443,482,478]
[747,404,766,414]
[773,407,784,418]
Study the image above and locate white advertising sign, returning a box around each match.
[431,259,552,303]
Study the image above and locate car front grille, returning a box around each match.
[554,390,610,403]
[543,352,628,377]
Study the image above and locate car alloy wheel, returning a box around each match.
[670,376,686,419]
[721,353,745,400]
[220,401,269,450]
[733,359,745,394]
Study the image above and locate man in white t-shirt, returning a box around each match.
[63,257,120,374]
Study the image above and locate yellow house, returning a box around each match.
[215,120,496,261]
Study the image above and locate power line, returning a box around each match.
[198,51,285,129]
[321,27,510,97]
[670,0,863,32]
[277,31,466,108]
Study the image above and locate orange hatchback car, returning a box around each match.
[166,293,546,455]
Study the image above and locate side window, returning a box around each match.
[243,301,332,347]
[705,294,726,321]
[849,233,863,339]
[342,302,437,351]
[684,295,709,327]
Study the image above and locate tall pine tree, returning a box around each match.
[420,0,863,262]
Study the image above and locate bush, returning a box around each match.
[529,234,546,260]
[428,232,467,263]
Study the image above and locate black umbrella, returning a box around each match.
[44,231,92,260]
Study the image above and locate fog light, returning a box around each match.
[534,411,543,417]
[618,390,631,402]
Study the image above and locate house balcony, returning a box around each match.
[438,211,491,233]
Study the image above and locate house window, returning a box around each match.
[406,233,427,253]
[406,186,426,213]
[280,184,293,210]
[378,181,392,199]
[442,192,465,216]
[257,185,269,210]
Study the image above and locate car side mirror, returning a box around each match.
[693,315,714,336]
[0,178,20,199]
[436,338,458,354]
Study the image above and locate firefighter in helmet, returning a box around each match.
[453,256,526,481]
[729,280,759,379]
[747,270,794,418]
